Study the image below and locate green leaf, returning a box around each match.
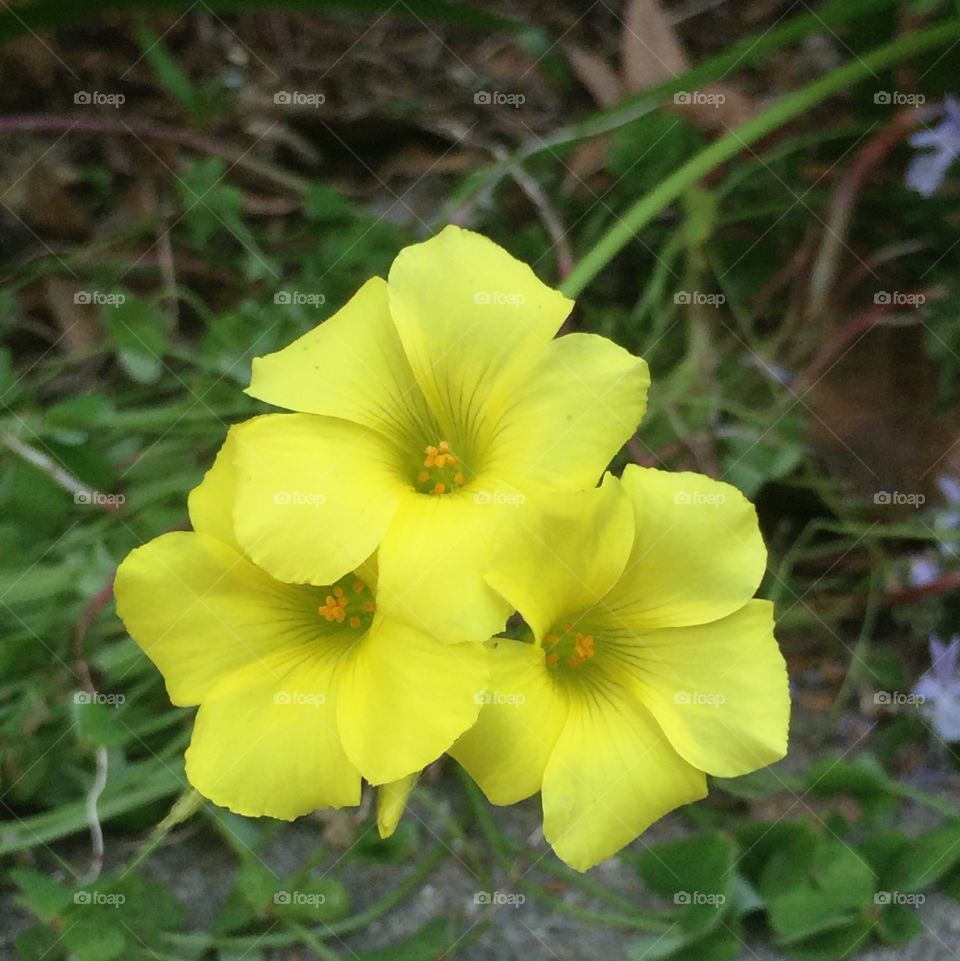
[875,902,923,946]
[353,917,459,961]
[637,832,736,933]
[10,869,73,922]
[14,924,63,961]
[784,916,874,961]
[103,297,168,384]
[761,832,876,944]
[885,822,960,891]
[61,917,126,961]
[271,878,350,923]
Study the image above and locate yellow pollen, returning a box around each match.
[320,596,347,622]
[417,440,468,495]
[363,600,376,613]
[544,626,596,670]
[349,615,362,628]
[353,580,365,593]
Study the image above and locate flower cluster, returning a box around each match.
[115,227,790,870]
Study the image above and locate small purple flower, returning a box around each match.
[905,95,960,198]
[908,554,941,588]
[913,635,960,741]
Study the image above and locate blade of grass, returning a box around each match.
[560,19,960,298]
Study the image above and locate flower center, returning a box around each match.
[318,573,376,630]
[544,623,596,671]
[414,440,467,495]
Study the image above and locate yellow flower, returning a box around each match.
[452,468,790,871]
[114,434,487,819]
[229,226,649,643]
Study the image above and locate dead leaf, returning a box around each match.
[566,46,623,108]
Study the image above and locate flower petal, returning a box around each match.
[247,277,432,450]
[615,600,789,778]
[231,413,407,585]
[377,773,417,839]
[186,645,360,818]
[187,430,241,549]
[452,638,568,805]
[375,491,514,644]
[542,685,706,871]
[387,226,572,445]
[482,477,634,641]
[600,465,766,631]
[114,531,322,706]
[337,618,488,784]
[487,333,650,494]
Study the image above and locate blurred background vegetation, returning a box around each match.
[2,0,960,958]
